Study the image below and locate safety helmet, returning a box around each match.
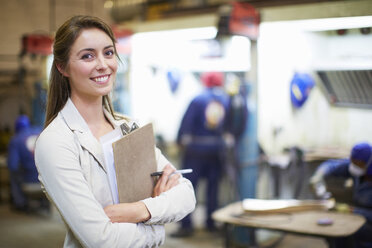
[201,72,224,88]
[290,72,315,108]
[15,115,30,133]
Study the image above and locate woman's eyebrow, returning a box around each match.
[77,45,114,55]
[77,48,95,55]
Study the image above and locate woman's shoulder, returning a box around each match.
[37,114,74,147]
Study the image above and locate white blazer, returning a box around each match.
[35,99,196,248]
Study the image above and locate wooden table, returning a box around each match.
[212,201,366,248]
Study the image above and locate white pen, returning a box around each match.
[151,169,193,177]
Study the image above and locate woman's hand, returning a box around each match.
[104,201,150,223]
[152,164,180,197]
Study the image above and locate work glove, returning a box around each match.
[309,169,324,185]
[309,169,332,199]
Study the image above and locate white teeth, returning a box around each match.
[93,76,108,82]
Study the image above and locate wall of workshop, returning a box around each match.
[0,0,112,131]
[257,0,372,155]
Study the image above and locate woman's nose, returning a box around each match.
[96,56,108,70]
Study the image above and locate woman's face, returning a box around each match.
[63,28,117,102]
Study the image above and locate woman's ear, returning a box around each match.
[56,63,69,77]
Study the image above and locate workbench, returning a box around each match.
[212,201,366,248]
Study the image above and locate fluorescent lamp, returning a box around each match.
[133,27,217,41]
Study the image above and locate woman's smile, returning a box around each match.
[91,74,111,84]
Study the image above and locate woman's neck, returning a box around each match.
[71,95,113,139]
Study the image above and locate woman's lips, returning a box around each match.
[91,74,110,84]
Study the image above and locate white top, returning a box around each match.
[100,128,122,204]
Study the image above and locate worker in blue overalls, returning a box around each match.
[7,115,47,212]
[172,72,229,237]
[310,142,372,248]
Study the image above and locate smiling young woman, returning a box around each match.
[34,15,196,248]
[56,27,119,139]
[61,28,117,102]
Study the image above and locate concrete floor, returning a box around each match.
[0,201,329,248]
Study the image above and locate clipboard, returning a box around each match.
[112,123,157,203]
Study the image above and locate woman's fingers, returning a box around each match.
[152,165,170,197]
[152,164,180,197]
[165,173,180,191]
[158,165,174,191]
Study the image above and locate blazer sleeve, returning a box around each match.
[35,130,165,248]
[142,147,196,225]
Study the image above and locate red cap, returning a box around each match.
[201,72,224,88]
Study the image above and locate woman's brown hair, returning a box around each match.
[44,15,121,128]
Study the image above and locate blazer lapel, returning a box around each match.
[76,131,106,172]
[61,99,107,172]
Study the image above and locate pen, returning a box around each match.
[151,169,193,177]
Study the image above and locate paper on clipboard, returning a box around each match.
[112,123,157,203]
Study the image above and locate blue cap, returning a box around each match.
[290,73,315,108]
[15,115,30,133]
[350,142,372,175]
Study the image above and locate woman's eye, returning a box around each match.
[81,53,94,60]
[105,50,114,57]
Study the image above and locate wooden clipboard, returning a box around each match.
[112,123,157,203]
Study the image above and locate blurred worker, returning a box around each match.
[172,72,229,237]
[224,75,248,143]
[310,142,372,248]
[7,115,47,212]
[223,76,249,200]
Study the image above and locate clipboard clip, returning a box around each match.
[120,122,139,136]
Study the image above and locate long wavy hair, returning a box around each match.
[44,15,121,128]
